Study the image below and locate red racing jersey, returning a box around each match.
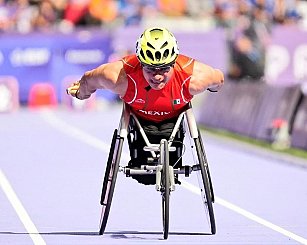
[121,54,195,123]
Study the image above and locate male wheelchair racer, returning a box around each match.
[98,102,216,239]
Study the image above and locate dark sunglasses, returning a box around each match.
[142,64,174,73]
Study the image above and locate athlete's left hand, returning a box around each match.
[66,82,80,98]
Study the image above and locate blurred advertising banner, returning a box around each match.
[265,25,307,86]
[0,29,113,104]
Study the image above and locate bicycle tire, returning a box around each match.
[194,137,216,235]
[197,129,215,203]
[98,129,123,235]
[160,139,170,240]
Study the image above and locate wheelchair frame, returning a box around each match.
[98,103,216,239]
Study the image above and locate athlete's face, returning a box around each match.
[142,65,174,90]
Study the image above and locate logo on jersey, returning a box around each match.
[138,110,171,116]
[173,99,181,105]
[135,98,145,104]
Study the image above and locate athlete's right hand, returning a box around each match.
[66,82,80,98]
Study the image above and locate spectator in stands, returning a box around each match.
[12,0,38,33]
[232,2,271,80]
[214,0,271,81]
[214,0,238,29]
[117,0,157,26]
[273,0,301,24]
[88,0,118,26]
[186,0,214,19]
[0,0,14,31]
[62,0,90,27]
[157,0,187,16]
[31,0,57,31]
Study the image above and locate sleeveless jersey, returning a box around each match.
[121,54,194,123]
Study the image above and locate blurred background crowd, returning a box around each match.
[0,0,306,33]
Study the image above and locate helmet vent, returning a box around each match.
[146,50,154,61]
[160,41,168,49]
[147,42,155,50]
[155,51,161,61]
[150,28,162,32]
[163,49,169,59]
[171,47,175,56]
[140,49,146,61]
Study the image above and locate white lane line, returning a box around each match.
[40,109,307,245]
[180,180,307,245]
[0,169,46,245]
[39,109,131,160]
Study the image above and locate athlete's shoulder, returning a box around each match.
[121,54,141,72]
[174,54,195,75]
[175,54,195,71]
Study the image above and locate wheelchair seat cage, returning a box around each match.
[98,103,216,239]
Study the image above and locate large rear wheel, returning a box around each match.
[194,136,216,234]
[98,129,124,235]
[160,139,170,240]
[197,129,215,202]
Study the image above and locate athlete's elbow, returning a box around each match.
[214,69,224,84]
[207,70,224,92]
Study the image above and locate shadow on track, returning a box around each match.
[104,231,212,240]
[0,230,211,238]
[0,231,98,236]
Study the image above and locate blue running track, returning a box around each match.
[1,103,307,245]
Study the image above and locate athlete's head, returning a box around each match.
[136,27,179,67]
[136,27,179,90]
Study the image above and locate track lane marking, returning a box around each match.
[180,180,307,245]
[40,109,307,245]
[0,169,46,245]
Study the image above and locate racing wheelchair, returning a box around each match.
[98,102,216,239]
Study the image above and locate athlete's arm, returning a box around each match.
[189,60,224,95]
[67,61,128,99]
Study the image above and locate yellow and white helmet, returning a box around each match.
[136,27,179,67]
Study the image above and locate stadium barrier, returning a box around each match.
[0,76,19,112]
[198,81,306,150]
[291,92,307,149]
